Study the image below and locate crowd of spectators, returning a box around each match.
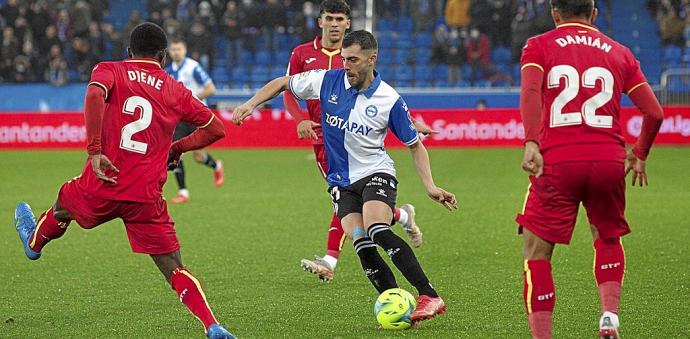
[648,0,690,46]
[1,0,679,88]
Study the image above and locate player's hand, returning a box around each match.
[90,153,119,184]
[297,120,320,140]
[426,186,458,211]
[413,120,439,136]
[232,103,255,126]
[167,149,182,171]
[625,152,648,186]
[521,141,544,178]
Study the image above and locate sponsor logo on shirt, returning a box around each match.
[325,113,374,136]
[305,57,317,64]
[329,94,338,104]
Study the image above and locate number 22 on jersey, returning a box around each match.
[549,65,614,128]
[120,96,152,154]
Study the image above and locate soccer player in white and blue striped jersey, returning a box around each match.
[165,38,224,204]
[232,30,457,325]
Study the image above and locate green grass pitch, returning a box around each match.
[1,148,688,338]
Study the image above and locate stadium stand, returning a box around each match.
[0,0,687,88]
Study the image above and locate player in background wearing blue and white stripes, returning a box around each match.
[165,38,225,204]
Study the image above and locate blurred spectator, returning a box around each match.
[29,1,52,41]
[55,9,71,43]
[186,20,213,70]
[123,10,143,43]
[476,99,487,110]
[410,0,436,32]
[445,0,471,28]
[197,1,217,28]
[479,0,512,47]
[241,0,262,54]
[659,0,686,45]
[87,0,110,22]
[102,23,125,60]
[511,1,537,62]
[87,22,104,59]
[447,27,467,83]
[72,37,97,81]
[431,24,449,65]
[465,27,491,85]
[13,16,31,42]
[264,0,288,52]
[222,1,245,63]
[292,1,320,43]
[70,1,92,38]
[47,54,69,87]
[12,55,32,82]
[39,25,61,53]
[0,0,20,28]
[177,0,194,24]
[532,0,554,33]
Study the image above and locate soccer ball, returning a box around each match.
[374,288,417,330]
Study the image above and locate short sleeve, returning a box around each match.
[289,69,326,101]
[286,50,302,76]
[193,64,212,85]
[89,62,115,99]
[388,97,419,147]
[174,81,215,127]
[623,50,648,95]
[520,37,545,73]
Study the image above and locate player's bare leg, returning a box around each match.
[192,150,224,188]
[522,228,556,339]
[362,201,444,325]
[151,250,235,339]
[14,200,72,260]
[301,213,343,281]
[590,226,624,339]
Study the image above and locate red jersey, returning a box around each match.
[81,58,214,202]
[521,22,647,164]
[286,36,342,143]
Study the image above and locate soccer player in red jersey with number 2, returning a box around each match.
[13,23,235,339]
[286,0,434,282]
[516,1,664,338]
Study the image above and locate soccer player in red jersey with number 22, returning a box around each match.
[516,1,664,338]
[13,23,235,339]
[286,0,434,282]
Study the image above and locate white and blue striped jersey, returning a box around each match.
[164,57,212,103]
[289,69,420,187]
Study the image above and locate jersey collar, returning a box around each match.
[314,35,341,54]
[556,21,599,32]
[125,58,163,69]
[172,57,187,71]
[344,70,382,98]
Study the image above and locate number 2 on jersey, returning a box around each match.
[120,96,152,154]
[548,65,614,128]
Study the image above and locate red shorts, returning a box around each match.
[57,178,179,254]
[314,144,328,180]
[516,161,630,244]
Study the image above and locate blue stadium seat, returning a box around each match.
[453,80,471,88]
[432,65,448,79]
[394,49,411,64]
[231,67,249,82]
[378,36,395,49]
[414,33,433,48]
[434,79,450,87]
[255,51,273,65]
[663,45,682,62]
[413,66,432,82]
[491,47,512,65]
[395,38,414,50]
[414,49,432,63]
[415,81,432,88]
[394,67,413,82]
[475,80,492,88]
[377,19,394,31]
[396,17,414,32]
[212,68,230,83]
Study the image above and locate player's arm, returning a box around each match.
[519,63,545,178]
[196,81,216,100]
[408,141,458,210]
[170,115,225,167]
[86,64,119,184]
[283,51,318,139]
[233,70,326,125]
[389,97,457,210]
[232,76,290,125]
[625,83,664,186]
[193,65,216,100]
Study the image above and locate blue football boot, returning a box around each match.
[14,202,41,260]
[207,324,236,339]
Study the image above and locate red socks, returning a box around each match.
[594,238,625,314]
[170,268,218,332]
[29,207,69,253]
[524,260,555,339]
[326,213,345,258]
